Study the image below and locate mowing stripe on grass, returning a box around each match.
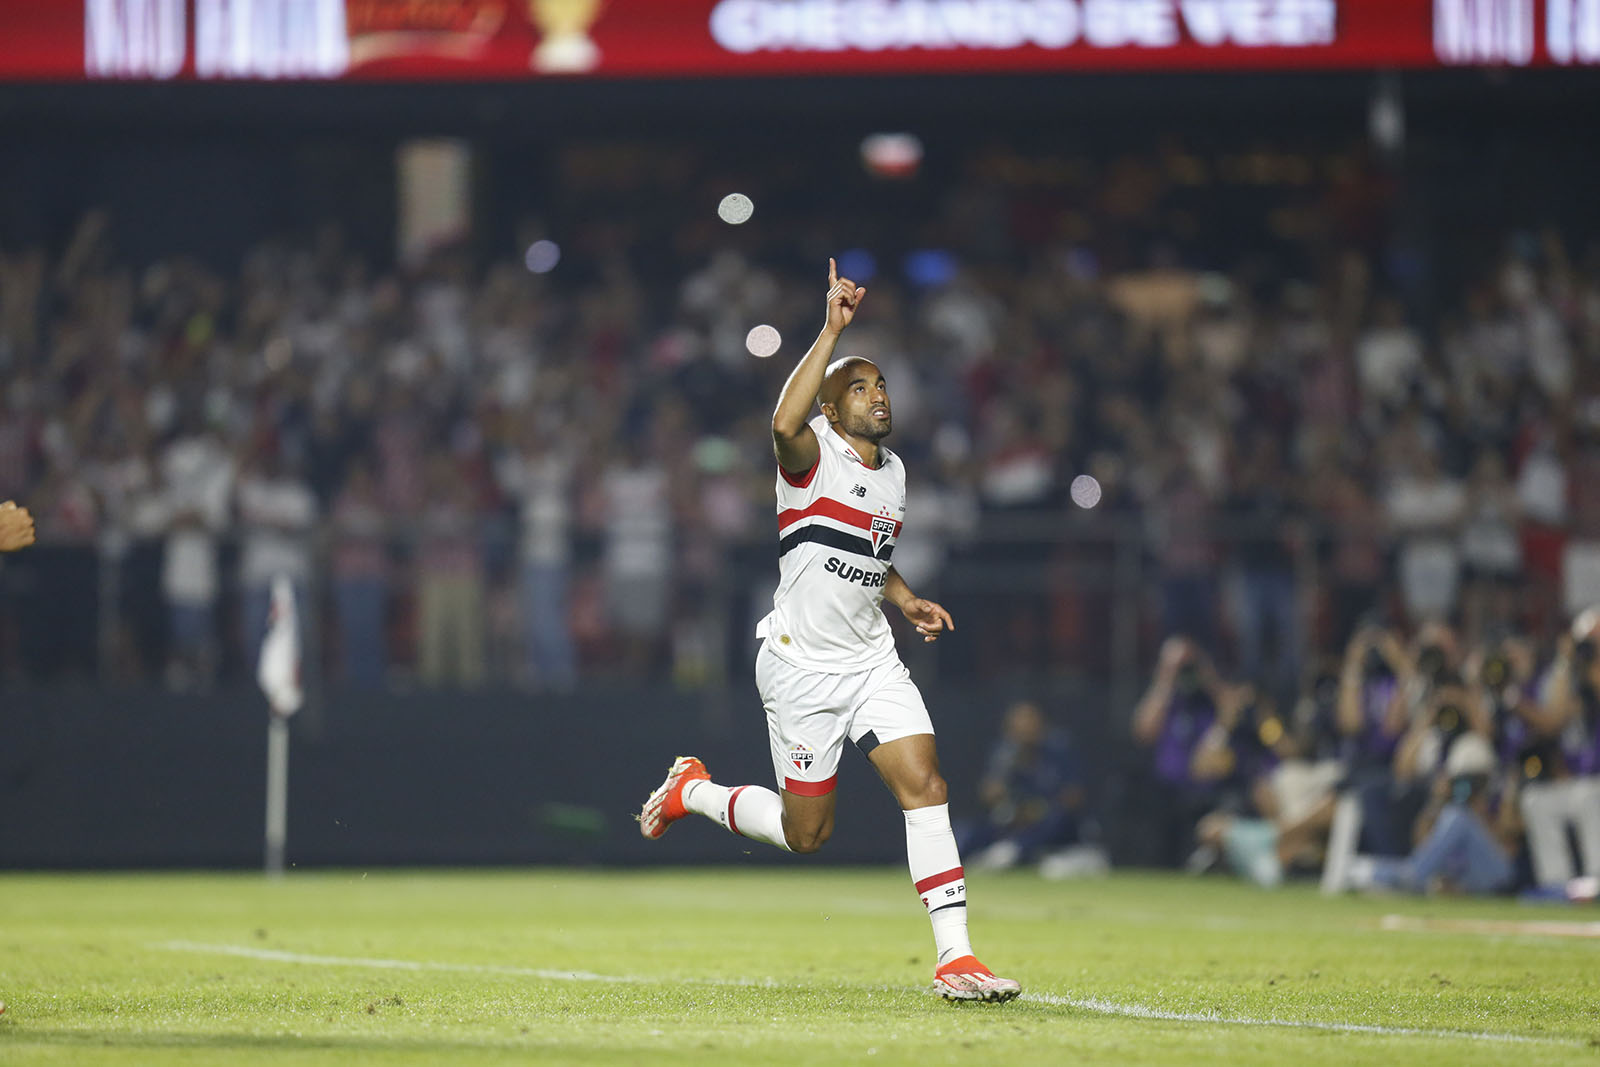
[156,941,1572,1047]
[1379,914,1600,938]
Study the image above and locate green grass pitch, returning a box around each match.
[2,868,1598,1065]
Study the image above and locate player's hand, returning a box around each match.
[824,257,866,335]
[0,500,35,552]
[901,597,954,643]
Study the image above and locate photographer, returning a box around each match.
[1469,635,1563,855]
[1336,625,1410,772]
[1393,676,1493,789]
[1352,729,1520,895]
[1333,624,1421,857]
[1133,636,1226,866]
[1519,612,1600,888]
[1191,680,1345,887]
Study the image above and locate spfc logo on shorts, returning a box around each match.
[870,514,897,555]
[788,744,814,773]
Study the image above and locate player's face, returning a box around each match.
[835,367,892,442]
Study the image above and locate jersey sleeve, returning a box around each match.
[775,417,833,509]
[778,453,820,489]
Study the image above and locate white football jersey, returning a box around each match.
[757,414,906,673]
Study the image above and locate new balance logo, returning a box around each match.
[850,484,866,498]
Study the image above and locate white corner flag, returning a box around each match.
[257,575,302,878]
[257,575,304,717]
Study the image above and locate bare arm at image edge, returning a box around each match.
[0,501,35,552]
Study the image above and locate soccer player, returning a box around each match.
[639,260,1021,1003]
[0,500,35,552]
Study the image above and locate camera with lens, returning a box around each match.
[1416,643,1452,687]
[1480,653,1512,691]
[1174,661,1204,698]
[1433,700,1471,747]
[1227,698,1284,768]
[1362,645,1393,680]
[1516,738,1560,783]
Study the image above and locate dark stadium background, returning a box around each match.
[3,4,1599,872]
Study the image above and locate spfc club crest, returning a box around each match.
[788,744,814,773]
[870,514,897,554]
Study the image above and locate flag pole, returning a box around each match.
[265,713,290,878]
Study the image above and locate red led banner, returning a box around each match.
[2,0,1598,81]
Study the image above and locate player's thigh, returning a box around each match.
[865,733,946,810]
[851,661,944,809]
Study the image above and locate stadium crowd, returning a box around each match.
[1,137,1598,717]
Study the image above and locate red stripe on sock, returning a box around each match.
[726,785,749,836]
[783,774,837,797]
[914,866,965,894]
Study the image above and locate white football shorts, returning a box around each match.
[754,639,935,797]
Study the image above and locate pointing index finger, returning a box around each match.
[829,257,837,286]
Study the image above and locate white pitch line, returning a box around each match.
[157,941,1574,1046]
[1022,992,1567,1045]
[155,941,780,988]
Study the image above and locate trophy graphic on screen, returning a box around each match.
[529,0,605,72]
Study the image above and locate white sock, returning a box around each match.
[683,779,790,851]
[904,803,973,966]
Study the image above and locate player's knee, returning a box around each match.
[785,821,832,854]
[902,771,947,809]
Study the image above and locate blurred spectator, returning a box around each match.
[1224,428,1303,701]
[960,700,1097,872]
[1384,440,1465,624]
[1458,449,1521,641]
[1355,297,1424,412]
[416,459,487,687]
[1515,414,1568,623]
[1148,451,1218,649]
[601,438,672,674]
[329,462,390,688]
[155,413,234,690]
[496,421,577,692]
[1562,420,1600,619]
[1314,464,1385,648]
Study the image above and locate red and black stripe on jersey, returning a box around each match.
[777,497,902,561]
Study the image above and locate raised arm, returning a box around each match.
[772,258,866,475]
[1133,637,1190,745]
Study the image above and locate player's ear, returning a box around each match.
[820,402,838,425]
